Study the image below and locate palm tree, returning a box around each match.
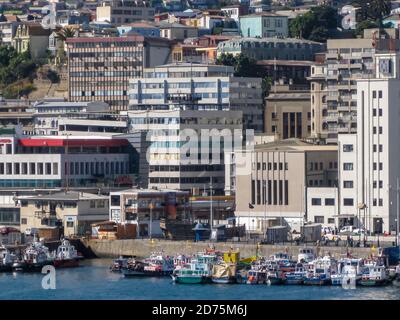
[56,26,76,41]
[352,0,391,27]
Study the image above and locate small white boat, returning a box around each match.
[360,263,389,287]
[53,239,82,268]
[0,245,17,272]
[297,248,315,263]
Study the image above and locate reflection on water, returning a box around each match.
[0,259,399,300]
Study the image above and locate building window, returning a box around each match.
[343,144,353,152]
[343,163,353,171]
[328,218,335,224]
[372,90,376,98]
[53,163,58,175]
[21,218,27,224]
[90,200,95,208]
[311,198,321,206]
[378,90,382,98]
[343,181,353,188]
[343,198,354,206]
[45,163,51,175]
[379,145,383,152]
[379,198,383,206]
[325,198,335,206]
[67,221,74,228]
[314,216,324,223]
[379,163,383,170]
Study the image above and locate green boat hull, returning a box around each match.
[175,276,210,284]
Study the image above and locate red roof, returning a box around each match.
[18,138,129,147]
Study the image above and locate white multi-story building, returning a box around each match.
[129,63,263,132]
[0,131,132,189]
[32,99,112,136]
[356,52,400,234]
[126,103,243,195]
[338,133,358,227]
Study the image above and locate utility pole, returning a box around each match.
[397,177,399,246]
[149,201,154,240]
[210,176,213,228]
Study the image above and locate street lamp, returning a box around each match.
[357,203,367,246]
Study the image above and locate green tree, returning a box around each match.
[289,5,339,42]
[56,26,76,41]
[352,0,391,27]
[354,20,379,37]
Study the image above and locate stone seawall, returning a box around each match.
[84,239,374,259]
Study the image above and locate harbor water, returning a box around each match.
[0,259,399,300]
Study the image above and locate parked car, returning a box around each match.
[339,225,355,234]
[352,228,366,235]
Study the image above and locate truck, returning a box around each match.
[301,223,322,243]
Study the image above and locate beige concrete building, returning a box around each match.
[159,22,198,41]
[234,139,338,233]
[18,192,109,237]
[264,84,311,139]
[96,0,155,24]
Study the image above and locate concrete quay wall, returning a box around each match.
[84,239,374,259]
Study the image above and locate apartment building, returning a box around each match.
[217,37,325,61]
[66,35,171,111]
[129,63,263,132]
[0,133,133,188]
[96,0,155,24]
[234,139,338,232]
[239,12,288,38]
[309,30,400,144]
[0,14,20,46]
[264,83,311,139]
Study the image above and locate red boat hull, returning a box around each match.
[53,259,79,268]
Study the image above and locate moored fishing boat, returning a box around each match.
[303,256,336,286]
[331,258,364,286]
[297,248,315,263]
[14,238,53,272]
[392,265,400,287]
[53,239,82,268]
[246,268,267,285]
[123,253,174,277]
[211,262,236,284]
[0,245,16,272]
[110,256,130,272]
[284,263,307,285]
[266,270,284,285]
[359,263,389,287]
[172,255,214,284]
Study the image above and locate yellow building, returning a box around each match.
[18,191,109,238]
[12,22,51,59]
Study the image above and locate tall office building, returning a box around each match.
[356,52,400,235]
[66,35,171,111]
[126,98,243,195]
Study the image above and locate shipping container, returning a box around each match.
[301,223,322,243]
[266,226,288,244]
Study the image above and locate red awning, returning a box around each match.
[18,139,129,147]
